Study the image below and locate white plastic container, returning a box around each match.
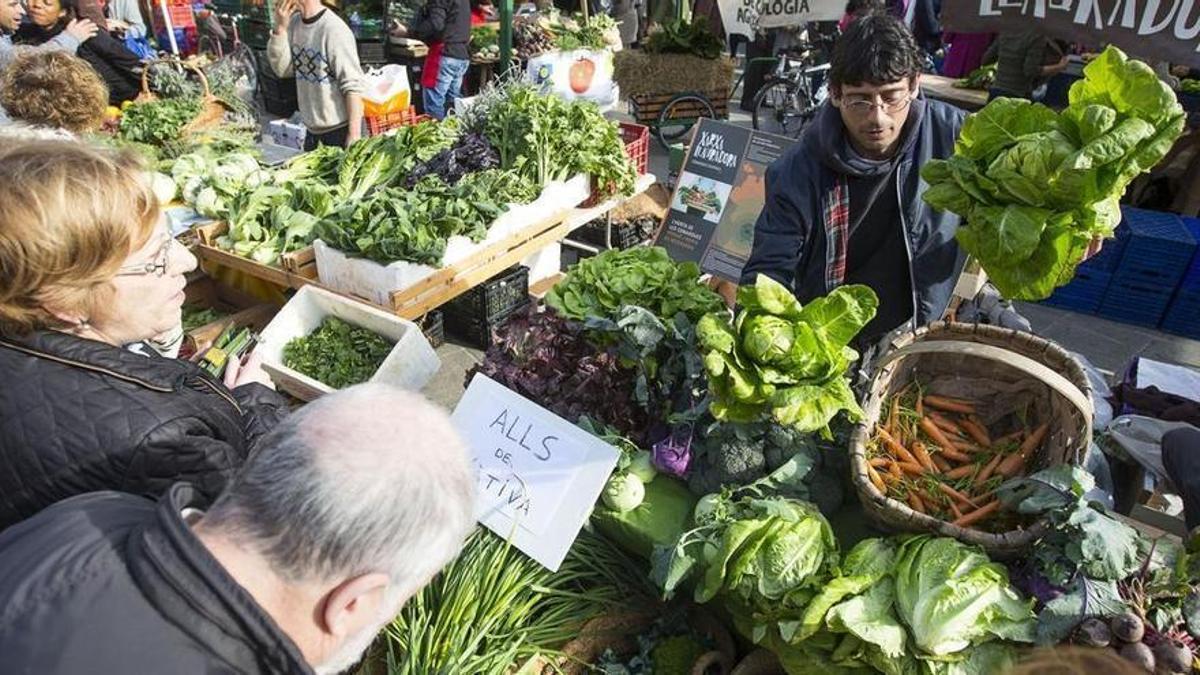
[256,285,440,401]
[314,175,591,306]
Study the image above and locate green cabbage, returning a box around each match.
[922,46,1185,300]
[893,536,1035,656]
[697,275,877,434]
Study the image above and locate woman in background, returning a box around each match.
[0,49,107,139]
[16,0,141,103]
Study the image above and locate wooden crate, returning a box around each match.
[387,174,656,320]
[628,89,729,125]
[193,221,318,287]
[181,275,280,356]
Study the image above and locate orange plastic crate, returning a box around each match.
[582,121,650,207]
[364,106,430,136]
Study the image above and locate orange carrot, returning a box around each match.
[944,464,977,480]
[975,453,1004,487]
[924,395,976,414]
[887,461,904,481]
[921,417,966,454]
[994,431,1024,447]
[936,482,980,509]
[949,501,964,519]
[869,457,891,469]
[939,446,974,463]
[962,416,993,447]
[868,465,887,492]
[932,455,952,473]
[911,440,937,473]
[897,461,926,477]
[878,428,921,466]
[888,397,899,436]
[907,493,926,513]
[953,500,1000,528]
[930,412,971,440]
[997,423,1050,478]
[916,396,924,417]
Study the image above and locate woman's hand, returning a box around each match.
[223,350,276,391]
[65,18,99,41]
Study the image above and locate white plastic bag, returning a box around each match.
[362,64,412,116]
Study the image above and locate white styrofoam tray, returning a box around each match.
[257,285,440,401]
[314,174,591,306]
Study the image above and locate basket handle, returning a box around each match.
[873,339,1094,426]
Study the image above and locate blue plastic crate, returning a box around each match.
[1180,217,1200,289]
[1042,267,1112,314]
[1109,207,1197,294]
[1084,229,1127,273]
[1098,277,1175,327]
[1161,290,1200,338]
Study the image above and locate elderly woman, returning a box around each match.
[0,49,108,139]
[15,0,141,103]
[0,141,288,530]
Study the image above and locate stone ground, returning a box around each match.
[419,105,1200,408]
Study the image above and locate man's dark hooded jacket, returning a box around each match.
[740,96,967,336]
[0,484,314,674]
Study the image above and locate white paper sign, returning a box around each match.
[452,374,621,571]
[718,0,843,38]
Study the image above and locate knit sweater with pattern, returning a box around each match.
[267,9,364,133]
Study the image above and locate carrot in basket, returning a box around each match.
[930,412,970,439]
[897,461,927,477]
[975,453,1004,487]
[878,428,921,466]
[924,395,976,415]
[936,482,980,509]
[953,500,999,528]
[994,430,1024,447]
[869,457,891,469]
[962,416,993,447]
[920,417,966,454]
[888,397,899,436]
[907,493,926,513]
[997,423,1050,478]
[915,396,924,417]
[939,446,974,463]
[949,501,964,519]
[944,463,977,480]
[910,440,937,472]
[932,454,952,473]
[887,460,904,481]
[868,465,887,493]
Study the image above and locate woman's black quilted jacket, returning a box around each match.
[0,330,288,530]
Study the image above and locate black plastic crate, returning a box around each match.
[576,215,658,250]
[357,39,386,68]
[443,266,530,324]
[419,310,444,349]
[444,300,531,350]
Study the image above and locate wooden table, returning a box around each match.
[921,74,988,111]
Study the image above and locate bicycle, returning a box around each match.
[647,52,780,149]
[751,41,831,138]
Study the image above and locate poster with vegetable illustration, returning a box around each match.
[525,49,617,108]
[452,374,620,571]
[656,119,795,282]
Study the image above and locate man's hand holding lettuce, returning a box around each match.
[922,46,1185,300]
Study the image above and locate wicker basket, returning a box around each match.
[848,322,1094,558]
[135,59,230,137]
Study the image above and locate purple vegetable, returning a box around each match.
[652,426,693,477]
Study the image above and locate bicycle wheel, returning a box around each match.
[655,92,716,149]
[752,77,811,138]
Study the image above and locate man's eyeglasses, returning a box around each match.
[116,234,173,278]
[841,91,916,116]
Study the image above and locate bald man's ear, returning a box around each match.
[320,572,391,638]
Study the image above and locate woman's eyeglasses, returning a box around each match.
[116,235,173,278]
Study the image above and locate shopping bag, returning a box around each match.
[362,64,411,117]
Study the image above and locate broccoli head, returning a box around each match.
[650,635,706,675]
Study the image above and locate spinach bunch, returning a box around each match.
[282,317,394,389]
[546,246,725,325]
[922,46,1185,300]
[118,97,203,147]
[317,170,539,266]
[644,17,724,60]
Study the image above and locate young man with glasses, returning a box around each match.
[741,13,969,346]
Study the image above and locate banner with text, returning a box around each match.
[941,0,1200,68]
[718,0,843,37]
[654,119,796,283]
[452,374,621,571]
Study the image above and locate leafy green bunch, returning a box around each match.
[281,316,395,389]
[546,246,725,325]
[316,169,540,266]
[336,118,459,201]
[118,97,203,147]
[766,536,1034,675]
[696,275,877,433]
[922,46,1185,300]
[644,17,724,60]
[545,11,618,51]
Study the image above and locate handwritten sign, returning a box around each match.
[942,0,1200,68]
[451,374,620,571]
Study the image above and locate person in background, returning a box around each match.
[0,49,107,139]
[0,141,289,532]
[982,30,1068,100]
[390,0,470,119]
[0,384,477,674]
[614,0,637,48]
[740,13,967,348]
[941,31,993,78]
[104,0,145,37]
[268,0,365,148]
[0,0,96,68]
[15,0,141,103]
[838,0,884,32]
[909,0,939,56]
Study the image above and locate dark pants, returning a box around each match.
[304,125,350,151]
[1162,426,1200,531]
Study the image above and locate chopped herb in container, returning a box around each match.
[282,317,395,389]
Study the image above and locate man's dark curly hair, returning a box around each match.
[830,12,922,90]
